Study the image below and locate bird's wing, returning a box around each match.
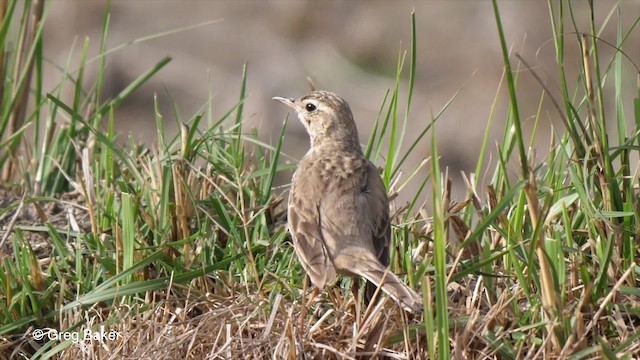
[365,161,391,266]
[319,160,421,312]
[317,158,390,269]
[288,172,337,289]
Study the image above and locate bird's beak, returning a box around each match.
[272,96,296,109]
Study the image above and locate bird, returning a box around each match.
[273,90,423,313]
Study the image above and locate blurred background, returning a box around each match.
[43,0,639,200]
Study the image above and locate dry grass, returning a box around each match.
[2,185,640,359]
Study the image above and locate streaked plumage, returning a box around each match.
[273,90,422,313]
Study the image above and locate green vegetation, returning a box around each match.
[1,0,639,358]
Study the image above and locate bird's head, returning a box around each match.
[273,91,360,151]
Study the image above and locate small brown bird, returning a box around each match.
[273,90,423,313]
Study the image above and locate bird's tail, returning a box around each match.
[356,261,423,313]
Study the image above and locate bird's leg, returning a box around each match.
[351,278,361,323]
[305,287,319,308]
[300,275,313,331]
[326,287,340,308]
[351,278,360,301]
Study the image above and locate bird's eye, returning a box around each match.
[305,103,317,112]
